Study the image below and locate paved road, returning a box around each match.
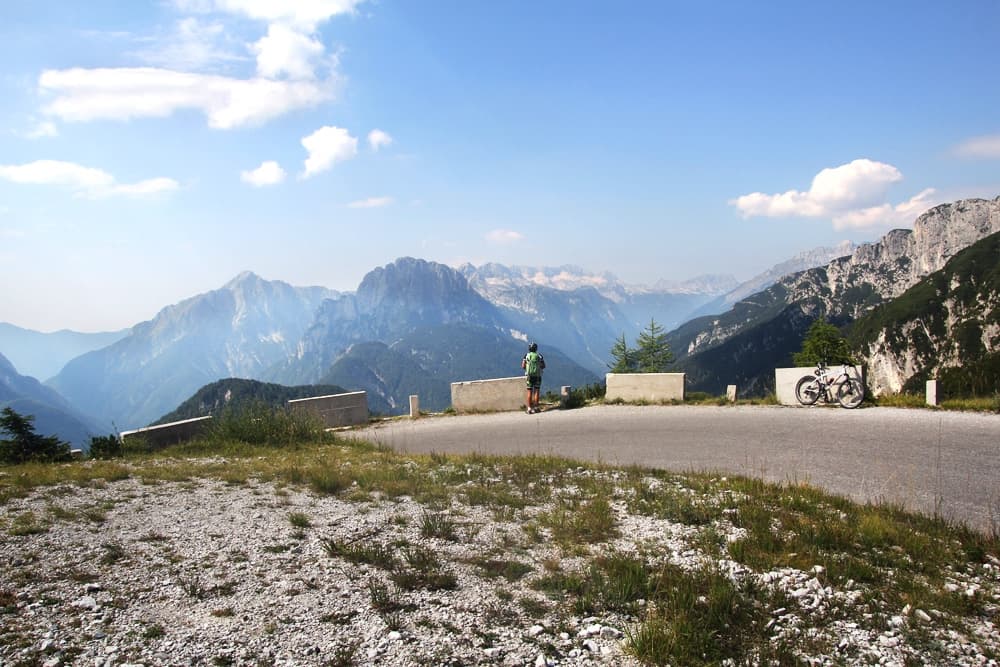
[357,405,1000,534]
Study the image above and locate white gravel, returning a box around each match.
[1,462,998,666]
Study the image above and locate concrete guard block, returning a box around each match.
[605,373,685,402]
[120,416,213,450]
[452,377,524,413]
[288,391,369,428]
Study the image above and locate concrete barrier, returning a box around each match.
[775,366,865,406]
[605,373,685,402]
[120,416,213,450]
[451,377,524,413]
[288,391,369,428]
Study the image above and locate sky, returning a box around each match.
[1,0,999,332]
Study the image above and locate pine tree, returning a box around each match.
[635,318,674,373]
[0,407,72,464]
[793,318,854,366]
[608,333,637,373]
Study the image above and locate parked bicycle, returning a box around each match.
[795,362,865,409]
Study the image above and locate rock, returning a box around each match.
[528,625,545,637]
[534,653,547,667]
[583,639,599,653]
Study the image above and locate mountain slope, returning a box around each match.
[49,272,336,429]
[0,352,102,447]
[674,197,1000,395]
[0,323,128,382]
[154,378,349,424]
[850,230,1000,396]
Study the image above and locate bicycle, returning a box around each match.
[794,362,865,409]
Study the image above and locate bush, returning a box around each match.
[205,402,328,447]
[89,434,124,460]
[0,407,72,465]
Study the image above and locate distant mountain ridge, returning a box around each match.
[0,323,127,381]
[50,272,337,429]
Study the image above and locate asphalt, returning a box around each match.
[356,404,1000,534]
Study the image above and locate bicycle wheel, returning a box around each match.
[795,375,821,405]
[836,378,865,409]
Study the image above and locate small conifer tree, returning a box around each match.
[0,407,72,464]
[635,318,675,373]
[608,319,675,373]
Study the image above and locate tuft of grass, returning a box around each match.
[419,511,458,541]
[288,512,312,529]
[322,537,397,570]
[8,511,48,536]
[539,495,618,545]
[465,556,533,582]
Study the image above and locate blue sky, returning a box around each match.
[1,0,998,332]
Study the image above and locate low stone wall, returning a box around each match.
[451,377,524,413]
[775,366,865,405]
[605,373,685,402]
[120,416,213,450]
[288,391,369,428]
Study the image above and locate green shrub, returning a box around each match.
[88,434,124,460]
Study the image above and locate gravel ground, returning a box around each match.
[1,459,999,667]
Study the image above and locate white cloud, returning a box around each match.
[204,0,367,30]
[954,134,1000,159]
[0,160,178,199]
[39,67,335,129]
[831,189,938,230]
[730,158,931,229]
[368,128,392,151]
[486,229,525,244]
[301,126,357,178]
[348,196,392,208]
[241,160,287,186]
[252,23,325,80]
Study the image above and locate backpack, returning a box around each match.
[525,351,543,376]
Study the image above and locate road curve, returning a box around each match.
[356,405,1000,534]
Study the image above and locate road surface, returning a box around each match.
[356,404,1000,534]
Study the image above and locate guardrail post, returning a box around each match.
[726,385,737,402]
[410,394,420,418]
[926,380,938,407]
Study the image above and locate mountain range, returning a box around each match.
[672,197,1000,395]
[3,194,997,443]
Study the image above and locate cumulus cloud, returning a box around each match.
[39,67,334,129]
[954,134,1000,159]
[348,196,392,208]
[368,128,392,151]
[831,189,938,230]
[0,160,178,199]
[252,23,326,80]
[241,160,286,186]
[730,158,934,229]
[301,126,357,178]
[485,229,525,244]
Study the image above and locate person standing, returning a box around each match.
[521,342,545,414]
